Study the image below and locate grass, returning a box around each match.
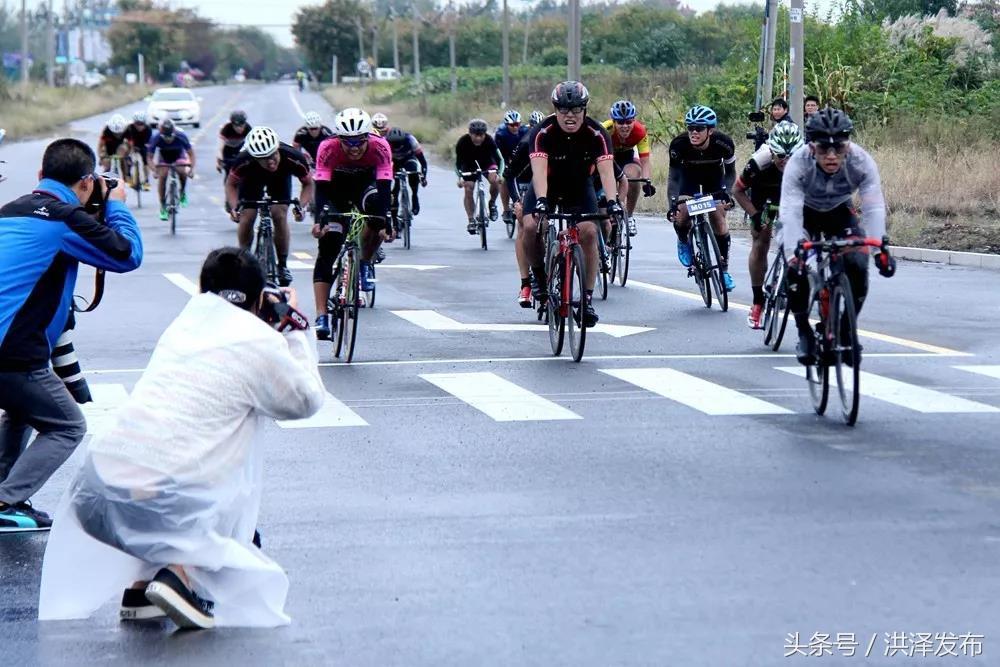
[0,84,152,140]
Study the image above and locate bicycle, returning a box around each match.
[460,163,495,251]
[758,202,790,350]
[542,207,608,362]
[162,164,186,236]
[322,209,383,363]
[126,147,145,208]
[673,189,729,312]
[393,169,420,250]
[238,196,301,287]
[793,236,885,426]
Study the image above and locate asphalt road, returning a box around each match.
[2,83,999,666]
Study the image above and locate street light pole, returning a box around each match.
[391,8,400,72]
[762,0,779,106]
[566,0,580,80]
[411,2,421,84]
[789,0,805,123]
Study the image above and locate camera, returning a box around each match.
[84,172,120,217]
[258,286,308,332]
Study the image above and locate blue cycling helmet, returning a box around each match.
[685,105,717,128]
[610,100,637,122]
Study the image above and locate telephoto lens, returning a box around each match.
[51,327,93,404]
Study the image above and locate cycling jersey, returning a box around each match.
[386,131,428,175]
[293,125,334,163]
[455,134,501,179]
[219,122,252,160]
[667,131,737,197]
[493,124,529,162]
[528,115,613,195]
[228,143,310,201]
[148,131,192,164]
[98,128,129,158]
[600,119,651,164]
[737,145,784,209]
[778,142,886,244]
[314,134,394,182]
[124,124,152,156]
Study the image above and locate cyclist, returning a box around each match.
[148,119,196,222]
[780,108,896,365]
[226,127,313,287]
[667,104,737,291]
[385,126,428,220]
[520,80,621,327]
[371,113,389,137]
[98,114,130,173]
[602,100,655,236]
[292,111,334,166]
[504,129,536,307]
[216,110,252,181]
[312,108,393,339]
[494,110,530,227]
[124,111,152,190]
[529,110,545,128]
[732,122,804,329]
[455,119,502,233]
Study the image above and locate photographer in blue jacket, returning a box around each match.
[0,137,143,532]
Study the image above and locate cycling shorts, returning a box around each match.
[156,155,191,168]
[238,172,293,202]
[613,152,640,170]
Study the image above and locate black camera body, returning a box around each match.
[84,173,119,218]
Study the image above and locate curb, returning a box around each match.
[887,246,1000,271]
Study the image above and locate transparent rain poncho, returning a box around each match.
[38,292,325,626]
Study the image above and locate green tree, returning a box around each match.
[293,0,372,80]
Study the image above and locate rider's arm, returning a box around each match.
[596,156,618,203]
[732,160,758,216]
[415,150,428,176]
[298,172,314,208]
[60,201,143,274]
[778,152,807,244]
[666,136,683,203]
[454,136,467,176]
[635,128,652,180]
[853,145,887,240]
[224,171,241,211]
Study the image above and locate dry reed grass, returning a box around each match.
[1,84,152,140]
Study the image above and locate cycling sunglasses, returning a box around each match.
[555,106,586,116]
[341,135,368,147]
[686,124,710,132]
[812,140,849,155]
[614,119,635,125]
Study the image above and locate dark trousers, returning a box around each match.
[0,368,87,505]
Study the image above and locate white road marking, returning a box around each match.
[392,309,654,338]
[600,368,792,415]
[955,365,1000,381]
[775,367,1000,413]
[293,252,313,260]
[164,273,198,296]
[419,371,581,422]
[377,264,448,271]
[287,260,312,270]
[81,383,130,436]
[287,86,306,118]
[278,392,368,428]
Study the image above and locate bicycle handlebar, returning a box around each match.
[797,237,885,254]
[627,178,651,184]
[238,198,300,209]
[319,209,387,222]
[542,211,609,224]
[459,169,497,177]
[395,170,422,176]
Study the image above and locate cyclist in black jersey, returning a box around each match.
[216,110,252,181]
[385,126,428,219]
[504,133,535,302]
[292,111,334,166]
[124,112,153,190]
[667,104,738,291]
[455,119,503,232]
[520,81,622,325]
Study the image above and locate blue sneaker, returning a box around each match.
[723,272,735,292]
[359,261,376,292]
[0,501,52,532]
[677,239,693,267]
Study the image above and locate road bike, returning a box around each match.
[758,202,790,350]
[322,209,383,363]
[607,205,631,288]
[542,208,608,362]
[126,147,145,208]
[674,189,729,312]
[162,164,186,235]
[794,236,885,426]
[460,163,495,251]
[393,169,420,250]
[238,196,301,287]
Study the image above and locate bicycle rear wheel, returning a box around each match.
[546,249,564,356]
[693,225,711,308]
[597,229,609,301]
[567,244,587,362]
[762,254,781,345]
[832,274,860,425]
[705,229,728,312]
[807,296,830,415]
[399,194,412,250]
[770,272,791,352]
[477,188,488,251]
[131,160,143,209]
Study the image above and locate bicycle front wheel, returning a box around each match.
[617,219,631,287]
[399,195,412,250]
[693,225,711,308]
[705,229,728,312]
[168,181,178,235]
[807,295,830,416]
[547,249,564,356]
[132,161,143,209]
[771,264,791,352]
[342,254,361,362]
[597,228,609,301]
[832,274,861,425]
[567,244,587,362]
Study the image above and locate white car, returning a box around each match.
[146,87,202,129]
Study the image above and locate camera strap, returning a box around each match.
[73,186,113,313]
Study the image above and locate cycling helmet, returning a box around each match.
[108,114,128,134]
[244,126,280,157]
[386,127,407,143]
[610,99,637,122]
[684,105,717,128]
[303,111,323,129]
[529,110,544,126]
[335,108,372,137]
[503,109,522,125]
[805,107,853,143]
[468,118,489,134]
[132,110,147,123]
[550,80,590,109]
[159,118,175,136]
[371,112,389,131]
[230,110,247,125]
[767,122,804,157]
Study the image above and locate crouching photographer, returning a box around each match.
[0,138,143,533]
[39,248,324,630]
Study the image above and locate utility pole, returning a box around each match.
[522,10,530,65]
[789,0,804,124]
[447,6,457,95]
[355,19,365,63]
[138,52,145,86]
[391,8,400,72]
[371,23,379,67]
[411,2,421,84]
[502,0,510,106]
[20,0,29,88]
[46,0,56,86]
[762,0,779,106]
[331,54,338,85]
[566,0,580,80]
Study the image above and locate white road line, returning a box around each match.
[293,252,313,260]
[392,309,653,337]
[164,273,198,296]
[600,368,792,415]
[277,392,368,428]
[81,383,129,436]
[775,367,1000,413]
[419,371,582,422]
[287,86,305,119]
[287,260,312,270]
[955,365,1000,381]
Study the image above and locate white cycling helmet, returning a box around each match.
[132,110,147,123]
[108,114,128,134]
[304,111,323,129]
[244,126,280,158]
[503,109,522,125]
[371,112,389,131]
[335,108,372,137]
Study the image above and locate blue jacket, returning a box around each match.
[0,179,143,371]
[494,124,530,162]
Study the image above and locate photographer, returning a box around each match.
[39,248,324,630]
[0,138,142,533]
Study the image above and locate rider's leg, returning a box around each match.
[360,222,383,263]
[236,209,257,250]
[709,208,731,272]
[271,205,290,268]
[487,172,500,204]
[578,222,600,291]
[749,219,772,305]
[462,181,475,219]
[313,229,345,314]
[514,202,530,281]
[623,163,641,216]
[156,166,168,206]
[500,180,511,215]
[673,203,692,242]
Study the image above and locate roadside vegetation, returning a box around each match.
[0,84,151,140]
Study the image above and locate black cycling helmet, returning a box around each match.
[159,118,175,136]
[550,80,590,109]
[468,119,488,134]
[805,107,853,144]
[230,110,247,125]
[386,127,407,142]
